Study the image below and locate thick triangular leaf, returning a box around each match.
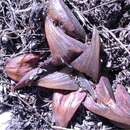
[5,53,40,81]
[95,76,115,104]
[83,96,108,116]
[83,96,130,126]
[14,67,44,90]
[45,17,87,65]
[37,71,79,90]
[53,89,86,127]
[48,0,86,42]
[83,79,130,127]
[71,27,100,82]
[115,84,130,116]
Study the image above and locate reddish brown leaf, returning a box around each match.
[83,77,130,127]
[83,96,130,127]
[37,71,79,90]
[14,67,43,91]
[71,27,100,82]
[83,96,130,125]
[48,0,86,42]
[5,53,40,81]
[53,89,86,127]
[95,76,115,104]
[83,95,109,116]
[45,17,87,65]
[13,67,79,91]
[115,84,130,116]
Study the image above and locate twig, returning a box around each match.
[6,0,17,30]
[15,7,32,14]
[110,27,130,32]
[12,92,74,130]
[102,26,130,55]
[66,0,93,30]
[11,92,53,127]
[83,0,117,14]
[17,94,33,109]
[1,102,14,107]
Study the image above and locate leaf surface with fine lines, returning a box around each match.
[53,89,86,127]
[71,27,100,82]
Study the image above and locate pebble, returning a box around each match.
[102,125,107,130]
[85,116,91,120]
[97,122,102,127]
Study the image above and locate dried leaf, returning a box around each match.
[71,27,100,82]
[53,89,86,127]
[5,53,40,81]
[45,17,87,65]
[48,0,86,42]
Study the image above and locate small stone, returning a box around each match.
[97,122,102,127]
[2,34,8,43]
[127,87,130,93]
[102,125,107,130]
[85,116,91,120]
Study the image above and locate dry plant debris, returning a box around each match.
[1,0,130,130]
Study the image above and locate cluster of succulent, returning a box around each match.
[4,0,130,129]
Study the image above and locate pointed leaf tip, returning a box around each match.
[48,0,86,41]
[96,76,115,104]
[45,17,86,65]
[37,71,79,90]
[5,53,40,81]
[71,27,100,82]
